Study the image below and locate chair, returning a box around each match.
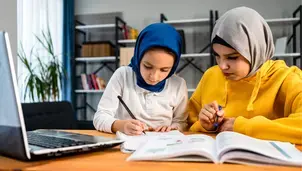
[21,101,94,131]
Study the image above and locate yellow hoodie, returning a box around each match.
[188,60,302,144]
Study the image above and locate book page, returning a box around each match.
[216,131,302,165]
[220,151,302,167]
[116,130,184,153]
[127,134,218,162]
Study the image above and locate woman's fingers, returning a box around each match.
[199,110,211,124]
[210,101,220,112]
[200,108,215,123]
[204,104,216,115]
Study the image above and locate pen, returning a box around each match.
[214,105,222,128]
[117,95,146,135]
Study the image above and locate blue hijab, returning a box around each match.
[129,23,182,92]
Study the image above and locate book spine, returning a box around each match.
[91,74,99,90]
[87,74,93,90]
[96,77,102,90]
[80,74,89,90]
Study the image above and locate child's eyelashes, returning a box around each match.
[160,69,170,72]
[227,56,238,60]
[143,65,170,72]
[144,65,152,69]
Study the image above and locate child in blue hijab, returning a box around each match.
[93,23,188,135]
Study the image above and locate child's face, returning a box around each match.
[213,43,251,81]
[140,49,174,85]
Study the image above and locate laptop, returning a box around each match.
[0,31,123,161]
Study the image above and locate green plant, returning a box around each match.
[18,28,66,102]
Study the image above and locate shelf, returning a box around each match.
[77,89,196,93]
[118,39,136,44]
[273,53,300,58]
[162,17,300,25]
[75,24,115,30]
[164,18,210,24]
[75,90,105,93]
[161,17,300,25]
[75,53,301,62]
[75,56,117,62]
[181,53,301,59]
[75,52,211,60]
[181,53,210,58]
[188,89,196,92]
[76,89,196,93]
[265,18,300,24]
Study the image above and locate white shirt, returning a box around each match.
[93,66,188,133]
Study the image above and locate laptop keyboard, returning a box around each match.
[27,132,94,149]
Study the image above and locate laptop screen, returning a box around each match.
[0,31,30,160]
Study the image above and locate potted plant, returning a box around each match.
[18,28,66,102]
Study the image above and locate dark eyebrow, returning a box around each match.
[212,50,239,57]
[212,49,219,57]
[225,52,240,56]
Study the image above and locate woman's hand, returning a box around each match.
[199,101,224,131]
[218,117,235,132]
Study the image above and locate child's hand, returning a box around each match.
[199,101,224,131]
[112,119,145,135]
[122,119,145,135]
[152,125,178,132]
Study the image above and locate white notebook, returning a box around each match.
[116,130,184,153]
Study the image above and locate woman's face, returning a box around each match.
[213,43,251,81]
[140,49,174,85]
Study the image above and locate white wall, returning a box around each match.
[75,0,301,120]
[0,0,17,69]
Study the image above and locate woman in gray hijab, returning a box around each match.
[187,7,302,144]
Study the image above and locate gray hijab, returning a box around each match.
[211,6,275,77]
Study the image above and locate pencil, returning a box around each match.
[117,96,146,134]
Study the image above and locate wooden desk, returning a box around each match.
[0,130,301,171]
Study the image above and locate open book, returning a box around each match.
[127,131,302,167]
[116,130,184,153]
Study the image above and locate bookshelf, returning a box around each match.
[158,6,302,96]
[73,16,133,120]
[160,11,218,73]
[264,6,301,67]
[157,10,218,93]
[118,11,217,71]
